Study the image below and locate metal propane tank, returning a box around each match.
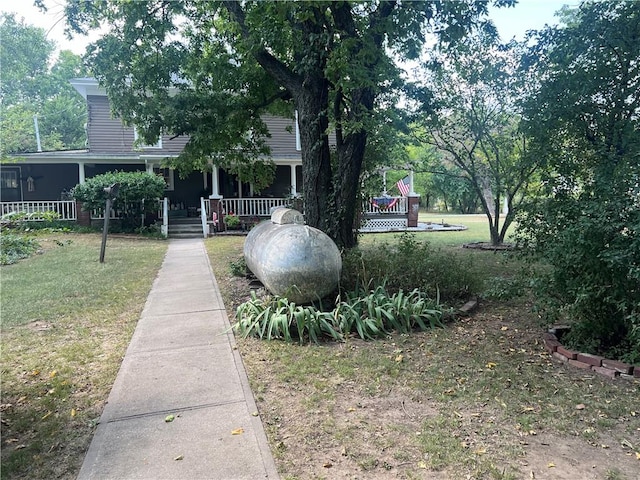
[243,208,342,304]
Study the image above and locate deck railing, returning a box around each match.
[221,198,290,217]
[363,196,408,215]
[0,201,77,221]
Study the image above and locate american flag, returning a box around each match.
[396,176,410,196]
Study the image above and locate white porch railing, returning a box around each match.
[222,198,290,217]
[161,197,169,237]
[363,196,408,215]
[0,201,77,221]
[200,197,208,238]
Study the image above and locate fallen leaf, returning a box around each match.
[395,354,404,363]
[575,404,586,410]
[71,409,76,417]
[501,326,509,331]
[486,362,497,369]
[165,415,175,423]
[473,447,487,455]
[323,462,332,468]
[417,461,427,469]
[635,451,640,460]
[548,462,556,468]
[251,411,259,417]
[231,428,244,435]
[521,406,536,413]
[174,454,184,461]
[49,370,57,378]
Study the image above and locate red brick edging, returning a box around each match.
[543,331,639,380]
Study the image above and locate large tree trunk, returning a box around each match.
[295,87,333,235]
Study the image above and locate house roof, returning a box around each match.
[70,78,104,99]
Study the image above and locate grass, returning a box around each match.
[206,213,640,480]
[0,232,167,479]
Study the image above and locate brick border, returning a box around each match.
[543,331,639,381]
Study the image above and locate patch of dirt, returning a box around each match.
[26,321,53,331]
[522,433,639,479]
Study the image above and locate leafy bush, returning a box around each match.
[229,256,248,277]
[341,233,481,304]
[224,214,240,228]
[72,171,166,231]
[234,285,446,343]
[0,234,40,265]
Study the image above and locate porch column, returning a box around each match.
[407,194,420,228]
[78,162,86,184]
[146,163,154,174]
[290,164,297,196]
[210,165,221,198]
[409,170,415,195]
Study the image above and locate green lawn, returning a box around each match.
[0,233,167,480]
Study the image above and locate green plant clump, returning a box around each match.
[342,233,481,304]
[235,285,446,343]
[0,233,40,265]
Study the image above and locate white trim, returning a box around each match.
[153,167,175,191]
[295,110,301,151]
[133,127,162,149]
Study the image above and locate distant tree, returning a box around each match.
[412,32,538,245]
[517,1,640,361]
[0,13,87,157]
[62,0,514,249]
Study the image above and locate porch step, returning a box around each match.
[167,218,204,238]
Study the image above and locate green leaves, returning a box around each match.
[517,1,640,363]
[71,171,167,231]
[234,286,445,344]
[0,14,88,156]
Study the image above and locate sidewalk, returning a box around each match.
[77,238,279,480]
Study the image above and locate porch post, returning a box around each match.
[78,162,86,184]
[409,170,415,195]
[76,201,91,226]
[290,165,297,196]
[145,163,154,174]
[407,194,421,228]
[210,164,220,197]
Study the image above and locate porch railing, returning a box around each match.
[363,196,408,215]
[222,198,290,217]
[0,201,77,221]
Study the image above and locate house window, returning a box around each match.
[153,167,174,191]
[1,170,18,189]
[134,127,162,149]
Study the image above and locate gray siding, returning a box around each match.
[87,97,304,158]
[262,115,299,157]
[87,96,188,155]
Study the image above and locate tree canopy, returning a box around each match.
[62,0,514,248]
[0,13,88,157]
[518,1,640,361]
[411,32,538,245]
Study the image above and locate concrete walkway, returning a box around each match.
[77,239,279,480]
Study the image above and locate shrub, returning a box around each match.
[0,233,40,265]
[224,214,240,228]
[341,233,481,304]
[72,171,166,232]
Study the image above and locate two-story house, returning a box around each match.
[1,78,304,229]
[1,77,416,235]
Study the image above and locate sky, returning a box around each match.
[0,0,579,57]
